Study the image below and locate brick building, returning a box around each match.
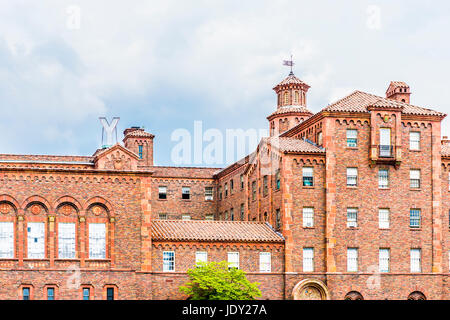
[0,71,449,300]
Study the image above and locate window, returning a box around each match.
[82,288,90,300]
[230,179,234,193]
[347,208,358,228]
[240,175,244,189]
[195,251,207,265]
[378,169,389,188]
[158,186,167,200]
[263,176,268,196]
[89,223,106,259]
[259,252,271,273]
[228,252,239,269]
[302,167,313,186]
[22,287,30,300]
[252,181,256,200]
[303,248,314,272]
[347,248,358,272]
[47,287,55,300]
[182,187,190,200]
[240,204,244,220]
[163,251,175,272]
[410,132,420,150]
[303,207,314,228]
[275,170,280,190]
[138,145,143,159]
[159,213,168,220]
[379,128,391,157]
[410,249,421,273]
[410,170,420,189]
[224,183,228,197]
[0,222,14,258]
[317,132,323,146]
[275,209,281,230]
[58,223,76,259]
[379,209,390,229]
[346,129,357,147]
[284,91,289,105]
[205,215,214,221]
[182,215,191,221]
[410,209,421,228]
[27,222,45,259]
[379,249,390,273]
[346,167,358,186]
[219,186,222,200]
[106,287,115,300]
[205,187,213,201]
[294,91,299,104]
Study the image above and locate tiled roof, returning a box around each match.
[125,129,155,138]
[323,90,444,117]
[442,143,450,157]
[389,81,409,88]
[152,220,284,243]
[264,137,325,154]
[273,73,310,88]
[267,106,312,118]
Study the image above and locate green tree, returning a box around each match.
[179,261,261,300]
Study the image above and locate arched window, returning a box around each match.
[284,92,289,105]
[344,291,364,300]
[294,91,299,104]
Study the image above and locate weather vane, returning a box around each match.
[283,54,294,75]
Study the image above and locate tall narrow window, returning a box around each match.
[347,248,358,272]
[195,251,207,265]
[240,175,244,189]
[259,252,271,272]
[106,287,115,300]
[230,208,234,221]
[252,181,256,200]
[27,222,45,259]
[409,132,420,150]
[410,170,420,189]
[303,207,314,228]
[346,129,357,147]
[205,187,213,201]
[347,208,358,228]
[240,204,244,220]
[219,186,222,200]
[138,145,143,159]
[379,209,390,229]
[378,169,389,188]
[158,186,167,200]
[410,249,421,273]
[163,251,175,272]
[22,287,30,300]
[263,176,268,196]
[89,223,106,259]
[0,222,14,258]
[225,183,228,197]
[303,248,314,272]
[379,128,391,157]
[284,91,289,105]
[302,167,314,186]
[228,252,239,269]
[58,223,76,259]
[230,179,234,193]
[294,91,299,104]
[346,168,358,186]
[410,209,421,228]
[379,249,390,273]
[82,288,90,300]
[182,187,191,200]
[317,131,323,146]
[47,287,55,300]
[275,170,281,190]
[276,209,281,230]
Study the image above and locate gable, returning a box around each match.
[94,144,139,171]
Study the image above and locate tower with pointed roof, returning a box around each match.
[267,71,313,136]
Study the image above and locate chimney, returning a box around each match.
[123,127,155,166]
[386,81,411,104]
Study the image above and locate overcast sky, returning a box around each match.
[0,1,449,167]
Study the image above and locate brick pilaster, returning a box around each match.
[432,121,443,272]
[281,156,294,272]
[140,176,152,272]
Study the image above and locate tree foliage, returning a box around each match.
[179,261,262,300]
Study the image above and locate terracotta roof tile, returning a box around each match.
[267,106,312,118]
[264,137,325,154]
[274,73,310,88]
[151,220,284,243]
[442,143,450,157]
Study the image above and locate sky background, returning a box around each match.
[0,0,449,167]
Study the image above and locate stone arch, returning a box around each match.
[21,195,51,212]
[344,291,364,300]
[0,194,20,212]
[84,196,115,217]
[54,196,82,212]
[407,291,426,300]
[292,279,330,300]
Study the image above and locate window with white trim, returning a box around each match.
[379,248,390,273]
[182,187,191,200]
[410,209,421,228]
[347,208,358,228]
[58,223,76,259]
[0,222,14,258]
[303,248,314,272]
[410,249,421,273]
[379,209,390,229]
[378,169,389,188]
[410,170,420,189]
[347,248,358,272]
[346,167,358,186]
[228,252,239,269]
[409,132,420,150]
[303,207,314,228]
[158,186,167,200]
[259,252,271,273]
[89,223,106,259]
[205,187,213,201]
[195,251,207,265]
[346,129,357,147]
[302,167,313,186]
[27,222,45,259]
[163,251,175,272]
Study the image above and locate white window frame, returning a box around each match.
[303,248,314,272]
[346,167,358,186]
[0,222,14,258]
[410,249,421,273]
[409,131,420,150]
[182,187,191,199]
[158,186,167,199]
[259,252,271,273]
[378,169,389,188]
[88,223,106,259]
[410,170,421,189]
[27,222,45,259]
[302,207,314,228]
[347,248,358,272]
[347,208,358,228]
[346,129,357,147]
[302,167,314,186]
[58,222,76,259]
[163,251,175,272]
[195,251,207,265]
[205,187,214,201]
[379,248,390,273]
[228,252,239,269]
[379,209,390,229]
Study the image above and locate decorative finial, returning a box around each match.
[283,54,294,75]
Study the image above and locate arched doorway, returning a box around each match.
[292,279,330,300]
[344,291,364,300]
[407,291,426,300]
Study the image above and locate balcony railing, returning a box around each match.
[379,145,394,158]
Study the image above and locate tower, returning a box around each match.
[386,81,411,104]
[267,71,313,136]
[123,127,155,167]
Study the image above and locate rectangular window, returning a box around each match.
[346,167,358,186]
[378,169,389,188]
[195,251,207,265]
[219,186,223,200]
[106,287,114,300]
[163,251,175,272]
[240,175,244,189]
[347,208,358,228]
[379,249,390,273]
[82,288,90,300]
[259,252,271,273]
[89,223,106,259]
[225,183,228,197]
[181,215,191,221]
[317,132,323,146]
[58,223,76,259]
[410,132,420,150]
[275,170,281,190]
[27,222,45,259]
[205,187,213,201]
[158,186,167,200]
[379,209,390,229]
[302,167,314,186]
[410,249,421,273]
[205,215,214,221]
[159,213,168,220]
[47,287,55,300]
[410,170,420,189]
[410,209,421,228]
[252,181,256,200]
[0,222,14,258]
[230,208,234,221]
[240,204,244,220]
[303,248,314,272]
[182,187,191,200]
[230,179,234,192]
[346,129,357,147]
[379,128,391,157]
[303,207,314,228]
[22,287,30,300]
[228,252,239,269]
[275,209,281,230]
[138,145,143,159]
[347,248,358,272]
[263,175,268,196]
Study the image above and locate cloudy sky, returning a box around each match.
[0,1,449,167]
